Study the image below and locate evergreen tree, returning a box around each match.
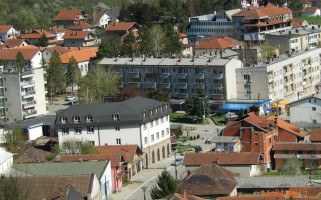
[15,51,25,72]
[162,24,182,57]
[36,33,49,47]
[97,41,114,59]
[150,170,179,199]
[66,56,81,93]
[121,32,137,57]
[139,26,154,56]
[47,50,65,103]
[146,88,170,104]
[184,87,209,118]
[186,0,196,17]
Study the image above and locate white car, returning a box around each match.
[65,96,75,101]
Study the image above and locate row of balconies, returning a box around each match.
[274,154,321,159]
[23,109,37,117]
[176,93,224,99]
[123,81,224,90]
[125,72,224,80]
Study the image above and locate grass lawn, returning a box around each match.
[295,16,321,25]
[177,144,192,153]
[170,113,210,124]
[212,116,225,126]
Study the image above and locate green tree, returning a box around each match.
[121,32,137,57]
[47,50,65,103]
[66,56,81,93]
[146,88,170,104]
[97,41,115,59]
[61,140,99,155]
[150,24,164,57]
[184,87,209,118]
[162,24,182,57]
[36,33,49,47]
[150,170,179,199]
[139,26,154,56]
[260,44,277,62]
[0,175,21,200]
[3,127,25,153]
[78,64,119,104]
[282,159,303,175]
[15,51,25,72]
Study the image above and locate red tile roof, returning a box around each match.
[243,112,274,132]
[21,29,56,39]
[106,22,137,31]
[96,145,142,163]
[183,152,260,166]
[4,39,27,48]
[0,48,39,60]
[54,10,84,21]
[196,37,243,50]
[0,25,14,33]
[273,142,321,151]
[62,31,90,39]
[310,129,321,142]
[300,7,319,13]
[171,193,206,200]
[178,33,187,38]
[59,47,98,63]
[217,195,287,200]
[59,154,123,167]
[233,4,292,20]
[67,21,95,30]
[267,116,308,137]
[44,46,71,55]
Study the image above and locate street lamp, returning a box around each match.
[199,96,208,132]
[142,186,148,200]
[174,150,178,183]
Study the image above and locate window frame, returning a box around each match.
[74,127,82,135]
[87,126,94,134]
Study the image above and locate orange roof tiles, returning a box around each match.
[300,7,319,13]
[233,4,292,19]
[272,143,321,151]
[310,128,321,142]
[217,195,287,200]
[59,154,123,167]
[21,29,56,39]
[178,33,187,38]
[0,25,14,33]
[106,22,137,31]
[4,39,27,48]
[96,145,141,163]
[59,47,98,63]
[54,10,84,21]
[62,31,90,39]
[67,21,95,30]
[44,46,71,55]
[267,116,308,137]
[196,37,243,49]
[0,49,39,60]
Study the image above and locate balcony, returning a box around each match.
[303,64,310,70]
[212,94,224,100]
[284,71,292,76]
[177,73,187,79]
[212,74,223,79]
[21,70,34,78]
[129,72,140,79]
[245,89,251,94]
[21,80,35,87]
[211,84,223,90]
[195,73,205,79]
[114,72,123,79]
[0,103,5,107]
[304,73,311,79]
[23,110,37,118]
[160,83,170,89]
[21,90,36,97]
[284,80,293,86]
[245,79,252,84]
[177,93,188,99]
[274,154,321,159]
[268,75,273,83]
[22,100,37,108]
[160,73,170,79]
[145,82,156,89]
[177,83,187,89]
[285,90,294,96]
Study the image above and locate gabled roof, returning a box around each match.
[267,116,308,137]
[60,47,98,63]
[183,152,260,166]
[87,11,108,21]
[20,29,56,39]
[288,93,321,105]
[14,144,53,163]
[178,165,237,196]
[196,37,243,49]
[310,128,321,142]
[67,21,95,30]
[0,149,13,165]
[55,10,84,21]
[44,46,72,55]
[0,25,15,33]
[60,154,124,167]
[4,39,27,48]
[62,31,90,39]
[273,142,321,151]
[0,48,39,60]
[48,26,67,33]
[106,22,138,31]
[300,7,319,13]
[96,145,142,163]
[233,4,292,19]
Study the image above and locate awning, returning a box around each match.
[220,103,252,111]
[253,99,272,106]
[271,100,290,108]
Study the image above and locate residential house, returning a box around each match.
[211,136,241,152]
[183,152,261,177]
[48,26,67,41]
[178,165,238,199]
[292,19,309,28]
[96,145,144,180]
[14,142,57,163]
[88,11,111,28]
[310,0,321,8]
[299,7,321,16]
[236,48,321,102]
[99,56,242,112]
[42,46,73,63]
[20,29,57,46]
[54,10,87,27]
[186,9,241,40]
[59,47,98,76]
[0,148,13,175]
[4,39,29,48]
[105,8,120,23]
[67,21,95,32]
[0,48,48,123]
[303,0,312,8]
[0,25,20,41]
[13,160,112,200]
[179,33,193,57]
[288,93,321,128]
[310,128,321,142]
[63,31,98,47]
[232,3,293,42]
[195,37,243,55]
[55,97,171,167]
[105,22,139,39]
[59,154,124,192]
[273,143,321,170]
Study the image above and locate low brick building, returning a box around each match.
[310,128,321,143]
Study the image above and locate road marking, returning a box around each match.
[124,166,174,200]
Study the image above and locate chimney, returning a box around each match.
[210,51,212,56]
[178,57,181,62]
[187,170,191,176]
[208,57,212,62]
[78,46,81,50]
[115,57,118,62]
[289,31,291,34]
[131,57,134,61]
[215,50,217,55]
[220,50,223,58]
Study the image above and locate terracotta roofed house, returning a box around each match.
[67,21,95,32]
[20,29,56,46]
[0,25,20,41]
[195,37,243,55]
[62,30,97,47]
[105,22,139,39]
[4,39,29,48]
[310,128,321,142]
[54,10,87,27]
[299,6,321,16]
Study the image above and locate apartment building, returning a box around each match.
[56,97,171,167]
[0,48,47,123]
[236,48,321,102]
[266,25,321,54]
[99,56,242,110]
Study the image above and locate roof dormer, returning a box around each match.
[73,115,80,123]
[61,116,67,123]
[87,115,93,122]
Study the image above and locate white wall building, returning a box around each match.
[56,97,171,167]
[0,148,13,175]
[0,25,20,42]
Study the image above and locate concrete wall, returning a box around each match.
[3,73,22,122]
[225,59,242,100]
[100,161,112,200]
[289,97,321,124]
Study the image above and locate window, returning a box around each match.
[74,127,82,135]
[115,125,120,131]
[87,126,94,134]
[73,116,80,122]
[113,113,120,120]
[162,130,165,137]
[62,128,69,135]
[156,132,159,139]
[143,124,147,130]
[309,99,312,103]
[313,119,317,123]
[269,138,272,143]
[144,137,147,144]
[151,134,155,142]
[283,150,289,154]
[311,159,318,166]
[312,107,316,111]
[87,115,93,121]
[166,128,169,135]
[150,121,154,128]
[243,74,250,79]
[161,118,164,123]
[116,138,121,144]
[156,119,159,126]
[61,116,67,123]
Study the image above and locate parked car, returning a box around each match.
[171,158,183,166]
[65,96,75,101]
[192,145,202,153]
[180,149,195,155]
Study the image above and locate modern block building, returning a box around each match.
[56,97,171,167]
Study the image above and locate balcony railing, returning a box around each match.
[160,73,170,79]
[177,93,188,99]
[212,74,223,79]
[177,83,187,89]
[23,110,37,117]
[160,83,170,89]
[22,100,36,108]
[195,73,205,79]
[211,84,223,90]
[145,82,156,89]
[177,73,187,79]
[274,154,321,159]
[129,72,140,79]
[21,80,35,86]
[21,91,36,96]
[194,83,205,89]
[212,94,224,100]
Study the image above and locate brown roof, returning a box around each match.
[87,11,107,21]
[60,47,98,63]
[0,25,14,33]
[178,165,237,196]
[44,46,72,55]
[60,154,123,167]
[55,10,84,21]
[217,195,287,200]
[310,129,321,142]
[183,152,260,166]
[48,26,67,33]
[21,29,56,39]
[178,33,187,38]
[196,37,243,49]
[170,193,206,200]
[241,112,275,132]
[4,39,27,48]
[18,175,93,199]
[267,116,308,137]
[67,21,95,30]
[272,143,321,151]
[106,22,137,31]
[14,144,54,163]
[233,4,292,19]
[0,48,39,60]
[300,7,319,13]
[62,31,90,39]
[96,145,142,163]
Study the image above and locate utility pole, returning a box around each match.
[199,96,208,132]
[174,150,178,183]
[142,186,148,200]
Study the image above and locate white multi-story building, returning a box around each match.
[0,48,47,123]
[56,97,171,167]
[236,48,321,102]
